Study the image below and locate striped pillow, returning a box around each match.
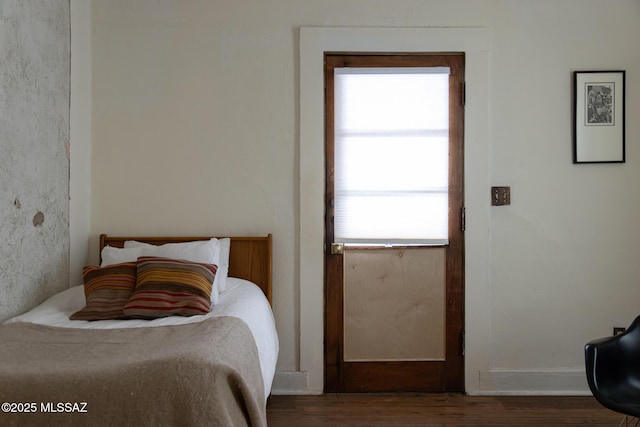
[123,256,217,318]
[70,262,137,321]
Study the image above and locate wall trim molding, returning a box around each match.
[270,369,592,396]
[475,369,591,396]
[271,371,317,395]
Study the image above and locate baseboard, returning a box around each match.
[475,369,591,396]
[271,369,592,396]
[271,371,321,395]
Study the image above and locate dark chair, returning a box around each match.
[585,315,640,425]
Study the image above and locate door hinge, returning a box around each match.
[461,81,466,106]
[461,207,466,232]
[461,330,465,356]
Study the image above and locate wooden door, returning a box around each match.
[324,53,465,392]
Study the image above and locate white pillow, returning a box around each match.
[100,246,142,267]
[216,238,231,293]
[123,238,220,264]
[123,238,221,304]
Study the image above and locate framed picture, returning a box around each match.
[573,70,625,163]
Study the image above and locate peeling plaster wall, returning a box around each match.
[0,0,70,322]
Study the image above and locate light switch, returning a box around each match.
[491,186,511,206]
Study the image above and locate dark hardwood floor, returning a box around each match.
[267,393,622,426]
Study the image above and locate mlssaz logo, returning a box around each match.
[40,402,88,413]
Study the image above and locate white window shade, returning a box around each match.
[334,67,450,245]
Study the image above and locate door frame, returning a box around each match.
[323,52,465,392]
[299,26,491,395]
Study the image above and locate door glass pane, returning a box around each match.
[334,68,450,245]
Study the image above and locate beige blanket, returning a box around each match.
[0,317,266,427]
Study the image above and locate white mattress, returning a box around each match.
[3,277,279,401]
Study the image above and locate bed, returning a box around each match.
[0,234,278,427]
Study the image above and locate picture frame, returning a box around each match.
[573,70,625,164]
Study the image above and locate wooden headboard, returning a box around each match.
[99,234,272,303]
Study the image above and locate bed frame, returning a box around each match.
[99,234,272,304]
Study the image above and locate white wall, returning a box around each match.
[74,0,640,394]
[485,0,640,394]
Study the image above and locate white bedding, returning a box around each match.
[3,277,279,401]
